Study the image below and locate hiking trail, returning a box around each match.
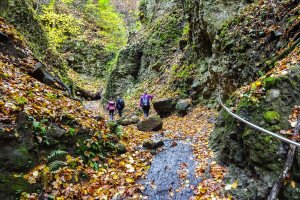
[84,101,228,199]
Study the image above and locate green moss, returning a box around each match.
[0,173,38,199]
[263,111,280,124]
[270,125,281,132]
[263,77,279,89]
[237,97,256,110]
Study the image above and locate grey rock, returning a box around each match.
[276,41,283,49]
[142,140,164,149]
[153,98,175,117]
[137,115,163,131]
[116,143,127,154]
[117,116,140,126]
[130,115,140,124]
[175,99,191,115]
[48,124,66,139]
[266,89,280,102]
[192,79,201,89]
[117,117,131,126]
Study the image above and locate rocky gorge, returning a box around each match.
[0,0,300,199]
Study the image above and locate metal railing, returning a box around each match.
[218,94,300,148]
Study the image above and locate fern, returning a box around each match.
[48,160,67,172]
[47,150,68,162]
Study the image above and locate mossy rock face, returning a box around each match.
[263,111,280,124]
[116,142,127,154]
[0,173,39,199]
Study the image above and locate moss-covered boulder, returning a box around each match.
[137,115,163,131]
[175,99,191,115]
[116,142,127,154]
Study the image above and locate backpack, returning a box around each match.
[142,95,150,107]
[108,101,115,111]
[117,98,124,109]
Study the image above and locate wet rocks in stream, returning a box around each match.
[141,140,200,200]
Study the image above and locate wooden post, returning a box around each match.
[267,115,300,200]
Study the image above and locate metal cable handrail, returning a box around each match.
[218,94,300,148]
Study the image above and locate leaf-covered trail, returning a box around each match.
[85,101,229,199]
[25,101,229,199]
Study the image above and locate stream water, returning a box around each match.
[141,139,201,200]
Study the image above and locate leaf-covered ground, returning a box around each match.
[23,100,231,199]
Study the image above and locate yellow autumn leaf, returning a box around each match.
[231,180,238,189]
[112,174,118,180]
[66,155,73,163]
[291,181,296,188]
[200,187,207,193]
[255,81,262,87]
[125,178,134,183]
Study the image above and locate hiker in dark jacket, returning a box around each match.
[106,99,116,120]
[116,96,125,117]
[140,91,153,118]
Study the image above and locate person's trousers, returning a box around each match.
[109,110,115,120]
[142,106,150,117]
[117,109,123,117]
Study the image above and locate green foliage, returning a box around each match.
[39,1,82,50]
[35,0,127,77]
[68,128,75,136]
[45,92,58,100]
[82,0,127,52]
[171,64,196,79]
[263,77,279,89]
[60,0,73,4]
[47,150,68,162]
[77,134,114,170]
[182,23,190,40]
[15,96,28,105]
[31,118,48,135]
[48,160,67,172]
[29,117,49,144]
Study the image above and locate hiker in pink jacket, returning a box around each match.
[140,91,153,118]
[106,99,116,120]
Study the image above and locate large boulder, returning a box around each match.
[153,98,176,117]
[175,99,191,115]
[117,115,140,126]
[137,115,163,132]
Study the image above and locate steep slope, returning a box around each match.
[0,18,109,199]
[0,0,65,69]
[0,0,130,94]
